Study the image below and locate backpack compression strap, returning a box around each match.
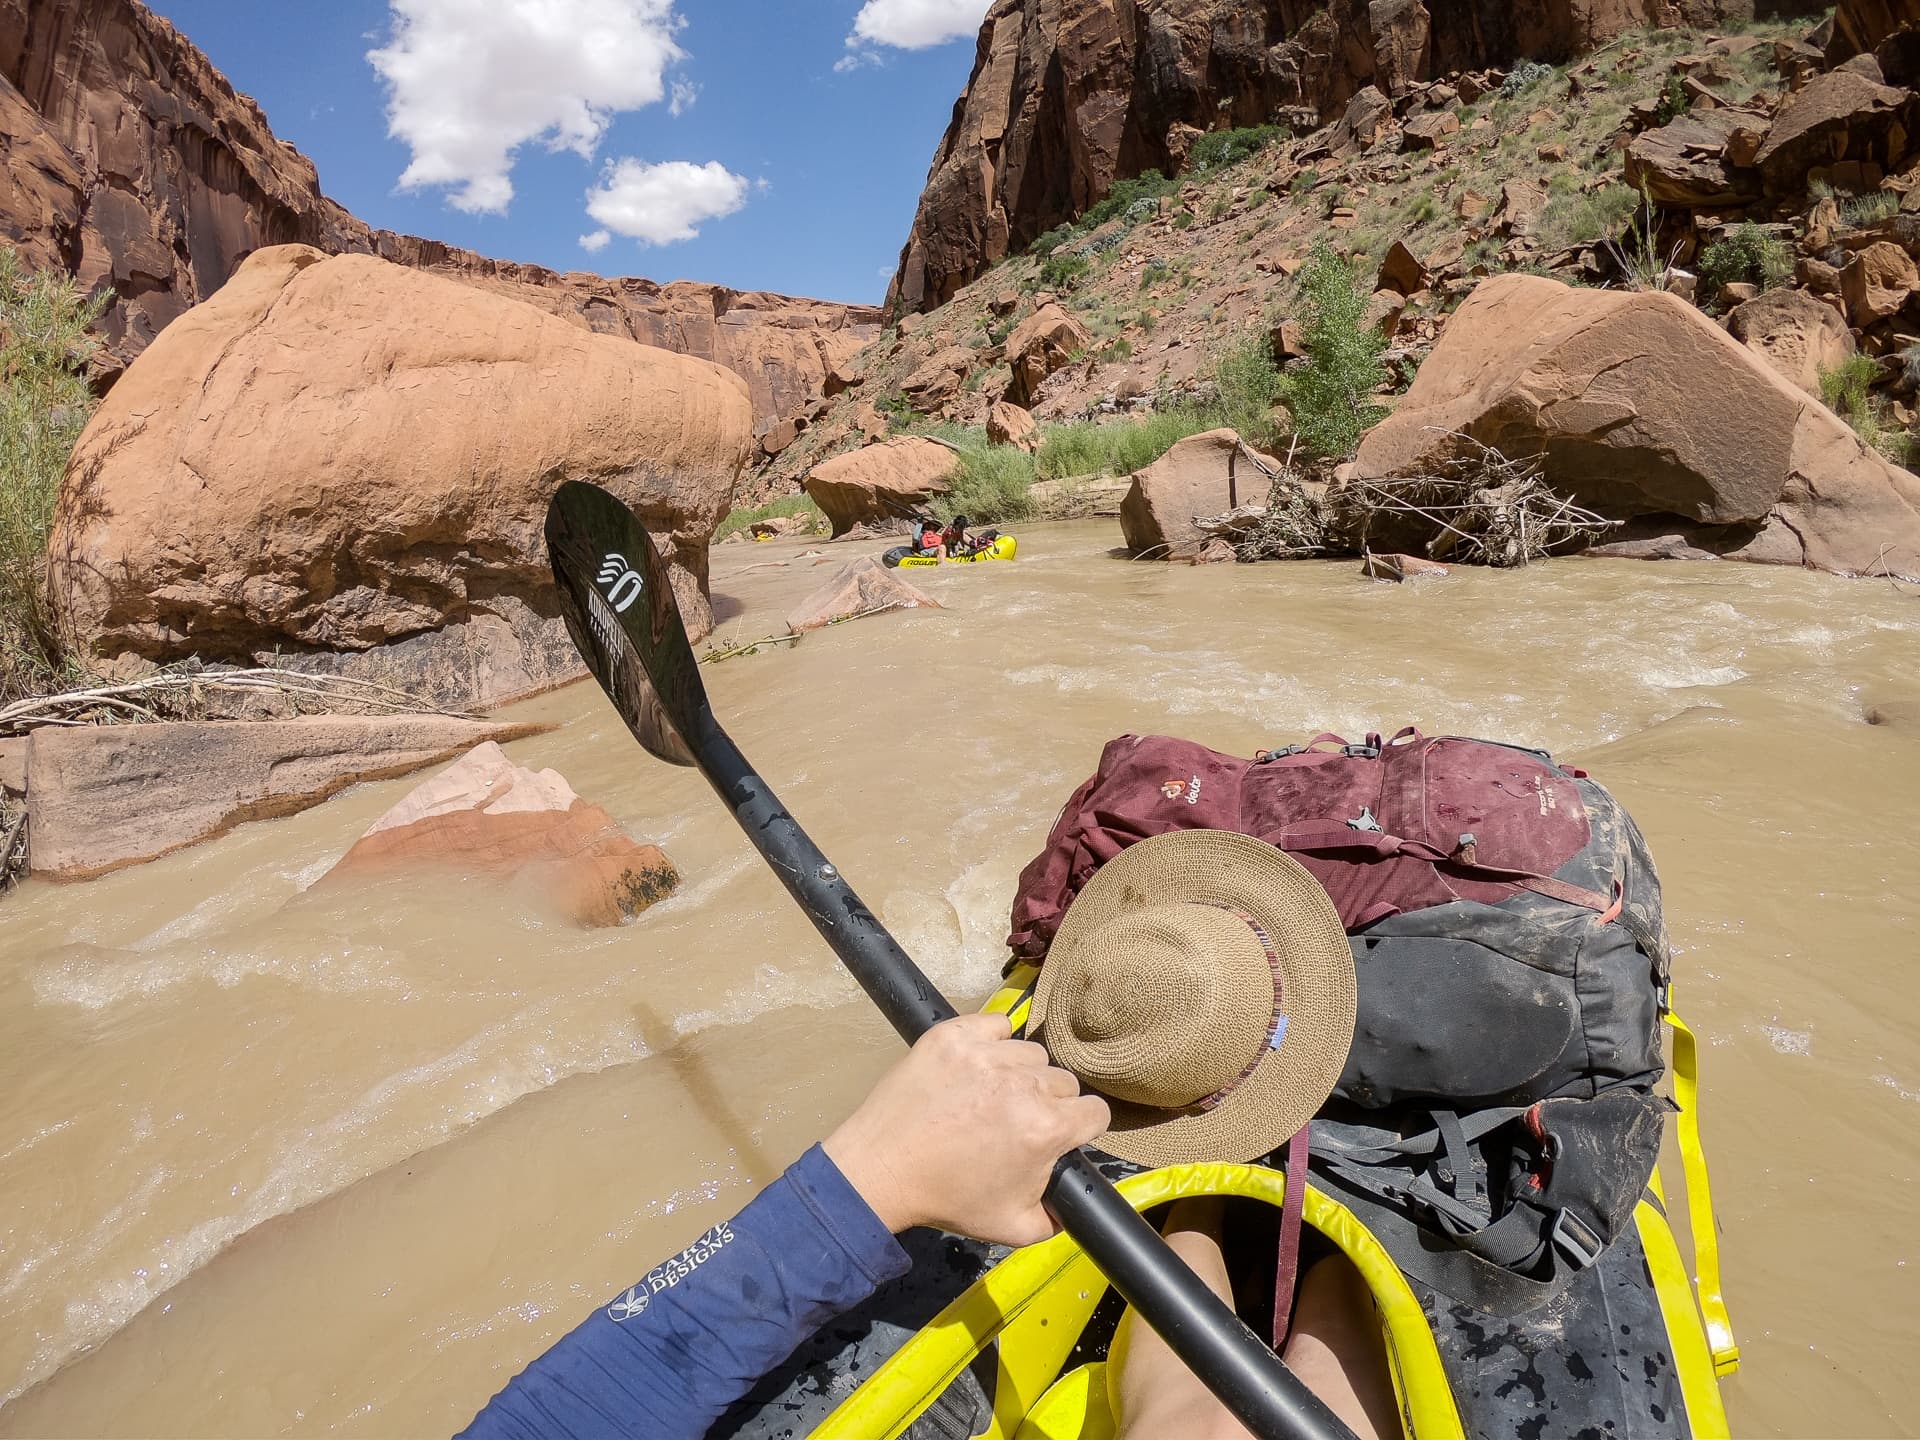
[1277,823,1619,916]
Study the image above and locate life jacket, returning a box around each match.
[912,519,943,553]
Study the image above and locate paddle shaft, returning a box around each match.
[681,706,1356,1440]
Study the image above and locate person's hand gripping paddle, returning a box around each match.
[544,481,1357,1440]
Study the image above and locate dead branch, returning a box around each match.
[1331,431,1618,568]
[0,665,474,738]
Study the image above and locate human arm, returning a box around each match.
[457,1014,1109,1440]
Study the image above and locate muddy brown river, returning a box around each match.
[2,521,1916,1437]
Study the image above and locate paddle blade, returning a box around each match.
[545,480,704,768]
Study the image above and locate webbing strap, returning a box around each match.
[1666,1005,1740,1375]
[1271,1127,1308,1348]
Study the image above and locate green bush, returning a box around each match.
[1082,171,1178,230]
[1820,355,1911,464]
[1281,242,1390,459]
[1820,354,1879,416]
[1188,125,1284,174]
[1211,328,1285,448]
[1172,212,1194,231]
[1697,221,1792,299]
[714,492,824,541]
[1035,409,1220,481]
[1501,60,1556,97]
[1038,251,1091,290]
[2,248,105,701]
[906,430,1037,524]
[1029,225,1076,257]
[1653,72,1688,126]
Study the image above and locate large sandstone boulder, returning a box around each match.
[23,714,551,880]
[988,400,1041,452]
[1120,429,1283,557]
[1625,111,1760,207]
[785,557,941,633]
[802,437,958,536]
[1725,289,1856,396]
[1004,304,1090,407]
[318,742,676,927]
[1353,273,1920,578]
[1752,68,1915,192]
[45,246,754,711]
[1840,240,1918,324]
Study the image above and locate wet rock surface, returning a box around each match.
[318,742,677,928]
[23,714,551,880]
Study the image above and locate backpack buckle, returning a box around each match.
[1256,744,1307,762]
[1550,1208,1605,1270]
[1342,743,1381,758]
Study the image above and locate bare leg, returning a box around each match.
[1281,1254,1398,1440]
[1110,1202,1395,1440]
[1110,1198,1253,1440]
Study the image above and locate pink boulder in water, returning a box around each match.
[320,742,678,927]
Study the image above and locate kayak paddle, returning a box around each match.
[544,480,1356,1440]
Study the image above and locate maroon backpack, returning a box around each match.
[1008,728,1670,1305]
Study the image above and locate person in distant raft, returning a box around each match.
[910,515,947,560]
[458,832,1388,1440]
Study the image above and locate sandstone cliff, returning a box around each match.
[888,0,1824,311]
[0,0,877,420]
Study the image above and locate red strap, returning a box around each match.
[1272,1126,1309,1348]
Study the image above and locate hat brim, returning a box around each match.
[1029,829,1356,1168]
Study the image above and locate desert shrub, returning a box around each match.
[1188,125,1284,174]
[934,434,1037,524]
[1038,251,1091,290]
[1697,221,1792,297]
[1841,190,1901,227]
[1098,337,1134,362]
[1501,60,1556,97]
[1035,409,1219,481]
[1819,354,1911,464]
[1084,171,1177,229]
[1172,212,1194,231]
[1,248,105,701]
[1029,224,1076,257]
[1281,242,1389,459]
[1290,168,1320,196]
[1820,354,1879,416]
[1538,181,1639,253]
[1212,328,1285,448]
[1208,194,1234,222]
[1406,189,1439,225]
[714,493,824,541]
[1139,258,1171,290]
[1653,72,1689,126]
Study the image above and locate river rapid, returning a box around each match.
[1,521,1916,1437]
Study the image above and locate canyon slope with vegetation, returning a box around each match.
[744,0,1920,582]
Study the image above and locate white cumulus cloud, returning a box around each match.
[369,0,687,213]
[848,0,988,49]
[585,158,749,246]
[580,229,613,252]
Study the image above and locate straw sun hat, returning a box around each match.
[1028,830,1357,1168]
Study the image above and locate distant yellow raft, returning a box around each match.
[884,535,1018,568]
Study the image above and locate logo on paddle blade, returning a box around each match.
[597,553,643,613]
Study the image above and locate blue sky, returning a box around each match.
[151,1,989,305]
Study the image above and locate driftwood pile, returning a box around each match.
[1196,432,1618,568]
[1193,440,1334,561]
[1333,434,1618,567]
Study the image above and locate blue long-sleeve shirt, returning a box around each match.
[460,1143,910,1440]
